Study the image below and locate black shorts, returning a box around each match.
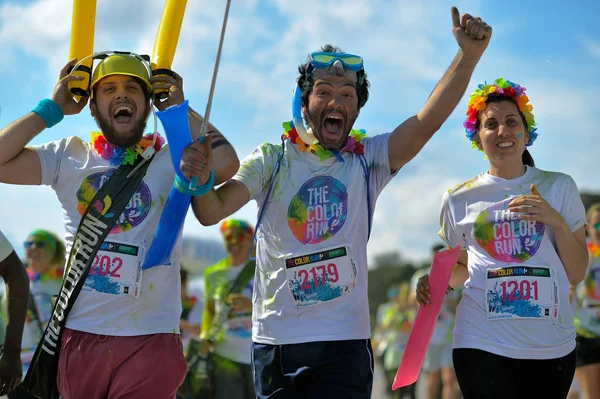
[252,339,374,399]
[575,334,600,367]
[453,348,576,399]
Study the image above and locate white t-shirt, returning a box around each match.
[35,136,183,336]
[439,166,586,359]
[233,133,396,345]
[0,231,13,263]
[574,252,600,337]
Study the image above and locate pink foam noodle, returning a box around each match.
[392,245,461,390]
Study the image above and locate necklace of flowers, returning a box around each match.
[27,267,63,283]
[182,295,198,311]
[282,120,366,162]
[588,241,600,260]
[90,131,165,167]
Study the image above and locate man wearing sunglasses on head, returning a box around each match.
[190,7,492,398]
[0,231,29,397]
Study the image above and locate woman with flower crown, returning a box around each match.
[416,78,589,398]
[571,203,600,399]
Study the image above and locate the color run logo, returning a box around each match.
[474,198,544,262]
[77,170,151,234]
[288,176,348,244]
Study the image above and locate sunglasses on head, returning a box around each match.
[24,240,47,249]
[309,52,364,72]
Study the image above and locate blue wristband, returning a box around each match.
[174,171,215,196]
[32,99,64,128]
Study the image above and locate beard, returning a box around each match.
[305,106,358,150]
[94,104,151,148]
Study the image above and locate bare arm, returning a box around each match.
[0,252,29,359]
[449,250,469,289]
[187,106,239,185]
[0,115,45,185]
[191,180,251,226]
[0,59,88,185]
[0,251,29,394]
[388,7,492,171]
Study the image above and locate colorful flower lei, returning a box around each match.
[588,241,600,260]
[464,78,538,149]
[282,120,366,162]
[90,131,165,166]
[27,267,63,283]
[182,295,198,312]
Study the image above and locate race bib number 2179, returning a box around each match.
[285,245,357,309]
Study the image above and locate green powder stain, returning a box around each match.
[149,283,154,292]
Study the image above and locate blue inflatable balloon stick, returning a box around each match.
[143,100,193,269]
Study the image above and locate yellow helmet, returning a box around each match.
[90,54,153,98]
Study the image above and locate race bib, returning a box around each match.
[486,266,559,321]
[82,241,143,298]
[285,245,357,308]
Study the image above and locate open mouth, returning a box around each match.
[112,105,134,123]
[323,114,344,135]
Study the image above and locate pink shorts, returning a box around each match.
[57,328,187,399]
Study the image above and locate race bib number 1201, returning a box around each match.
[82,241,143,298]
[285,245,357,309]
[486,266,558,321]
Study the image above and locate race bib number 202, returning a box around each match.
[285,245,357,309]
[82,241,143,298]
[486,266,559,321]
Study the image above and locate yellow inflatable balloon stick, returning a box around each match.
[151,0,188,99]
[67,0,97,99]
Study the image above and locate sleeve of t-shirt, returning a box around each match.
[556,174,587,232]
[0,231,14,263]
[438,190,466,248]
[231,142,280,202]
[362,133,397,196]
[33,138,71,188]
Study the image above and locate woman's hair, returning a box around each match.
[26,229,66,267]
[475,96,535,167]
[586,202,600,222]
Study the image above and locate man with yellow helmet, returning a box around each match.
[0,53,239,398]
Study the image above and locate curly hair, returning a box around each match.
[297,44,370,111]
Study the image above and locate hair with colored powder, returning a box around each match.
[26,229,66,267]
[464,78,537,167]
[297,44,370,110]
[219,219,254,237]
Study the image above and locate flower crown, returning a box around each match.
[464,78,538,148]
[220,219,254,236]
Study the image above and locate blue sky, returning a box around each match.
[0,0,599,265]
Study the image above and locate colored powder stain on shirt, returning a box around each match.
[149,283,154,292]
[85,274,120,295]
[159,195,166,207]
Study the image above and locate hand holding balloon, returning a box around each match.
[152,71,185,111]
[53,59,89,115]
[180,134,213,186]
